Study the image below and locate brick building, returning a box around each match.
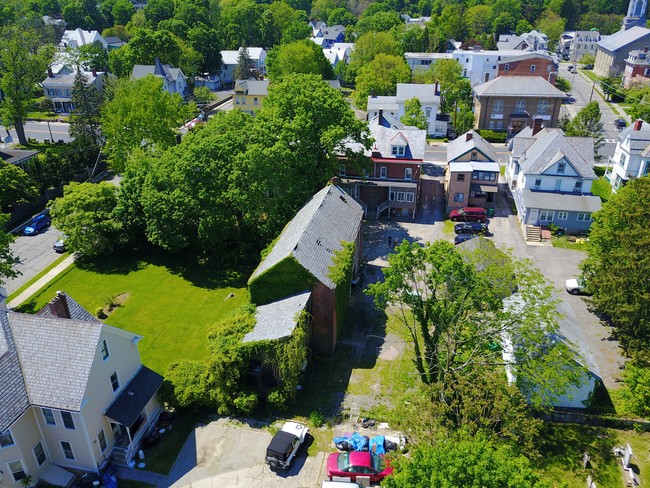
[496,53,558,84]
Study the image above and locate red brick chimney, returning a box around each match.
[48,291,71,319]
[532,118,543,136]
[466,132,473,141]
[634,119,643,130]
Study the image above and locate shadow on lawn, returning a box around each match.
[76,246,252,290]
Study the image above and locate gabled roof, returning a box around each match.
[0,148,38,165]
[243,291,311,343]
[367,96,399,112]
[221,47,266,65]
[234,78,270,96]
[0,311,30,432]
[60,28,107,49]
[447,131,499,163]
[497,52,554,65]
[131,58,185,82]
[511,128,596,178]
[597,26,650,53]
[396,83,439,103]
[104,366,163,428]
[368,113,427,160]
[473,76,566,98]
[618,119,650,151]
[249,186,363,289]
[42,71,106,88]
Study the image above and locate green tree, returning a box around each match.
[0,162,38,211]
[187,23,222,74]
[621,359,650,418]
[536,9,566,45]
[267,40,335,82]
[466,5,493,38]
[564,101,604,160]
[401,98,429,130]
[234,46,254,80]
[62,0,106,30]
[348,31,402,82]
[101,76,194,172]
[112,0,135,25]
[554,76,571,92]
[384,434,548,488]
[0,26,53,146]
[0,213,20,285]
[367,240,581,407]
[354,53,412,110]
[144,0,175,28]
[353,11,403,37]
[582,177,650,352]
[431,58,464,113]
[76,41,110,72]
[328,7,357,26]
[50,182,121,257]
[69,69,103,146]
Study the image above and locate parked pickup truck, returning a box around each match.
[265,421,309,471]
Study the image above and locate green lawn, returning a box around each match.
[7,252,70,301]
[592,177,612,202]
[16,250,250,374]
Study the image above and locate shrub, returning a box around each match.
[478,130,507,143]
[95,306,105,318]
[310,410,325,427]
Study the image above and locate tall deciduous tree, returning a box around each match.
[401,98,429,130]
[266,40,335,81]
[348,31,402,82]
[367,240,581,407]
[353,53,411,110]
[0,26,53,146]
[582,177,650,352]
[564,101,604,160]
[101,76,194,172]
[0,213,20,285]
[69,69,103,146]
[50,182,122,257]
[0,162,38,212]
[430,58,464,113]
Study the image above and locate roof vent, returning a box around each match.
[128,391,135,397]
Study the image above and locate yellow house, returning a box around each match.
[233,78,270,116]
[0,291,163,487]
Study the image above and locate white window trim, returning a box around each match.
[396,191,406,202]
[110,371,120,393]
[97,429,107,453]
[60,441,75,460]
[0,430,15,448]
[380,166,387,179]
[33,440,47,466]
[404,168,412,180]
[61,411,75,430]
[8,459,27,482]
[406,192,415,203]
[539,210,555,221]
[42,408,56,426]
[557,211,568,220]
[100,339,109,361]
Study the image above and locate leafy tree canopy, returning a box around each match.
[0,162,38,211]
[353,53,412,110]
[267,39,335,82]
[0,213,20,285]
[400,98,429,130]
[348,30,403,81]
[563,101,604,160]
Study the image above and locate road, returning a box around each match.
[559,64,623,162]
[0,120,71,144]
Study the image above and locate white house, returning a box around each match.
[506,120,601,236]
[404,52,453,72]
[220,47,267,84]
[497,30,549,51]
[453,48,553,86]
[131,57,188,98]
[605,119,650,191]
[42,69,110,113]
[366,83,446,137]
[0,290,163,488]
[59,28,108,50]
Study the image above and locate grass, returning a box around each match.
[25,97,66,121]
[552,236,588,251]
[7,252,70,301]
[15,249,251,374]
[592,177,612,202]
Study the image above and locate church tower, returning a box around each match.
[623,0,648,30]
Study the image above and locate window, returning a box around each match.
[515,100,526,113]
[456,173,465,181]
[536,100,549,114]
[1,431,14,447]
[97,429,107,453]
[471,151,478,161]
[253,97,258,105]
[453,193,465,202]
[534,178,542,189]
[645,68,650,76]
[405,192,415,202]
[472,171,497,181]
[396,192,406,201]
[110,371,120,392]
[557,162,566,174]
[539,210,554,221]
[61,441,74,460]
[392,145,405,156]
[619,153,628,167]
[425,107,432,117]
[61,411,75,430]
[504,64,510,72]
[493,99,504,113]
[577,212,592,221]
[8,460,26,482]
[380,166,387,178]
[514,162,520,175]
[100,339,109,360]
[389,191,395,201]
[530,64,536,72]
[33,441,46,466]
[574,180,582,192]
[557,211,569,220]
[42,408,56,426]
[404,168,412,180]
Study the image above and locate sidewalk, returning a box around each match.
[7,253,76,308]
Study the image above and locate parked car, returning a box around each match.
[265,421,309,471]
[567,65,575,72]
[614,118,627,129]
[449,207,487,222]
[326,452,393,483]
[454,234,478,245]
[53,236,67,253]
[582,63,594,70]
[323,482,363,488]
[565,278,589,295]
[454,222,489,235]
[24,215,51,236]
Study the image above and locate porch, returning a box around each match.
[105,366,164,466]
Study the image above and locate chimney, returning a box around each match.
[634,119,643,131]
[532,118,543,136]
[378,109,383,121]
[47,67,54,78]
[466,132,473,142]
[91,68,97,77]
[48,291,71,319]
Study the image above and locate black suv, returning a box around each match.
[454,222,489,235]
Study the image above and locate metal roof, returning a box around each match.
[597,26,650,53]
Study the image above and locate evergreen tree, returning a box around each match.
[234,46,254,81]
[69,68,103,146]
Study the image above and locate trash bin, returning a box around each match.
[487,207,495,217]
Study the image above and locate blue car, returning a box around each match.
[24,215,51,236]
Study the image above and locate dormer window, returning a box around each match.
[557,162,566,173]
[471,151,478,161]
[392,145,406,156]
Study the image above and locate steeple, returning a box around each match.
[623,0,648,30]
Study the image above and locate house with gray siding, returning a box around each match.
[506,121,602,237]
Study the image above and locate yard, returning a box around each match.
[16,249,250,374]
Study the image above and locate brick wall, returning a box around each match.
[310,282,337,355]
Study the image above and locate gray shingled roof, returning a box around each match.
[367,96,399,112]
[396,83,439,103]
[473,76,566,98]
[597,26,650,53]
[522,189,602,212]
[235,79,270,96]
[243,291,311,343]
[38,293,99,322]
[447,131,499,162]
[369,114,427,160]
[618,120,650,152]
[513,128,596,178]
[249,185,363,289]
[0,312,30,432]
[131,62,184,82]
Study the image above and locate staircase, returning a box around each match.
[525,225,541,242]
[376,200,390,219]
[109,446,129,467]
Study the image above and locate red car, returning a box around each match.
[326,452,393,483]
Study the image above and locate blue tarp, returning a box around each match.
[369,436,386,455]
[333,432,369,451]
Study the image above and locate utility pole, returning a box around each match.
[589,82,596,102]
